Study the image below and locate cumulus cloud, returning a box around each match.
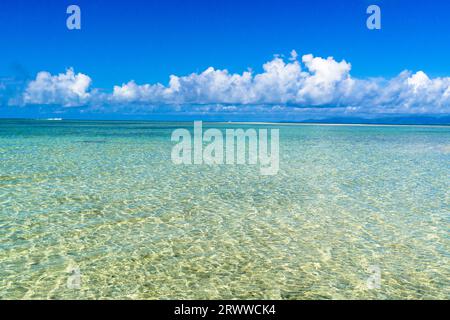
[15,51,450,115]
[22,68,92,106]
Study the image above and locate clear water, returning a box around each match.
[0,119,448,299]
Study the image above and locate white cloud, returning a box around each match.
[110,51,349,106]
[16,52,450,115]
[297,54,352,105]
[23,68,92,106]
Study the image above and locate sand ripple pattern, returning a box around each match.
[0,120,449,299]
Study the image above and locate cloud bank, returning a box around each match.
[22,68,92,107]
[8,50,450,115]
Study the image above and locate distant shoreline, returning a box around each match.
[216,122,450,128]
[0,117,449,128]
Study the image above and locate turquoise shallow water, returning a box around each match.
[0,119,449,299]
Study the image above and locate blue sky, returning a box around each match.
[1,0,450,122]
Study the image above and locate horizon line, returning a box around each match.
[1,117,449,128]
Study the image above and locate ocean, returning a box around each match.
[0,119,448,299]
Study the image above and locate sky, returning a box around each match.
[1,0,450,122]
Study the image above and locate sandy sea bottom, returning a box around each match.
[0,120,449,299]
